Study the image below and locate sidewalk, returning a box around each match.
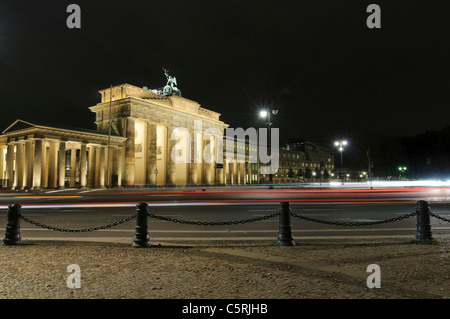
[0,236,448,299]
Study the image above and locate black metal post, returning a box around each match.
[416,200,433,243]
[2,204,22,246]
[277,201,295,246]
[132,202,150,248]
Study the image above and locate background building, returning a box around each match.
[260,141,335,183]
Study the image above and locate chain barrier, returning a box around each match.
[2,199,446,248]
[13,206,450,235]
[147,212,280,226]
[19,213,136,232]
[289,211,417,226]
[430,211,450,223]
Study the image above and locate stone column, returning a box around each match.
[119,145,125,186]
[219,162,224,185]
[14,142,24,189]
[237,162,241,184]
[223,161,229,184]
[189,129,198,185]
[87,146,96,187]
[32,139,43,189]
[69,148,77,188]
[115,146,125,187]
[0,146,5,185]
[95,146,101,187]
[99,146,106,187]
[210,135,217,185]
[5,143,15,189]
[234,160,239,185]
[79,143,87,187]
[203,134,214,185]
[24,141,33,189]
[166,126,176,185]
[41,143,48,188]
[47,142,58,188]
[58,141,66,188]
[146,122,157,185]
[124,117,135,186]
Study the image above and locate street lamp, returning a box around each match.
[260,108,278,127]
[334,140,347,183]
[259,107,278,184]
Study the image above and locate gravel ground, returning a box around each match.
[0,237,448,300]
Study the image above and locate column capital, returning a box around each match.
[30,134,45,140]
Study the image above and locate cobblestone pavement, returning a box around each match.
[0,236,448,300]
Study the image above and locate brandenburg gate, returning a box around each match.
[0,79,256,189]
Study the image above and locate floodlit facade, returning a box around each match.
[0,120,126,189]
[0,84,257,189]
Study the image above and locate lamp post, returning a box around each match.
[260,108,278,184]
[334,140,347,184]
[106,84,112,188]
[398,166,407,180]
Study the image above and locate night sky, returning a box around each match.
[1,0,449,151]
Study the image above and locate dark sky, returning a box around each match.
[1,0,449,150]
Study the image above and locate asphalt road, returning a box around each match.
[1,185,450,243]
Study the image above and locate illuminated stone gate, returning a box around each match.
[92,83,229,186]
[0,82,257,188]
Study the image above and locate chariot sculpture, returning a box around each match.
[143,68,182,97]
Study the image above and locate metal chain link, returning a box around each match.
[19,206,447,233]
[289,211,417,226]
[430,211,450,223]
[147,212,280,226]
[19,213,136,232]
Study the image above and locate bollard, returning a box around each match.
[132,202,150,248]
[277,201,295,246]
[2,204,22,246]
[415,200,433,243]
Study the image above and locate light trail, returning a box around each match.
[89,186,450,196]
[1,198,443,210]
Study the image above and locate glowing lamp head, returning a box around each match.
[260,110,268,118]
